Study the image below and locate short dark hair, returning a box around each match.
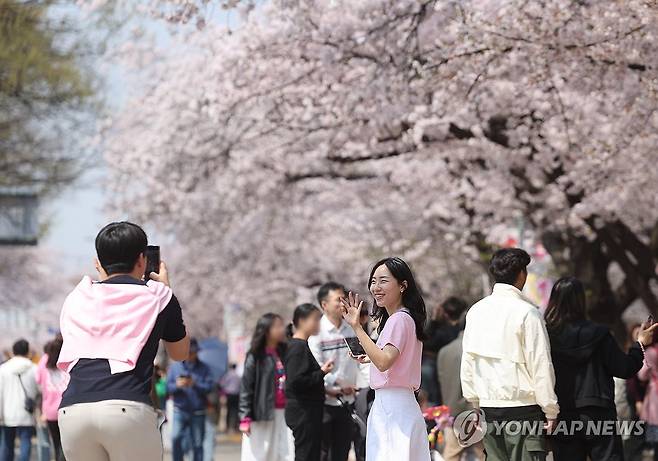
[95,221,148,275]
[12,339,29,357]
[489,248,531,285]
[442,296,468,322]
[317,282,346,306]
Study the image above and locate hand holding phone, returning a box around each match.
[638,315,658,347]
[344,337,366,358]
[144,245,160,280]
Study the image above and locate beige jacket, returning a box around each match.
[460,283,559,420]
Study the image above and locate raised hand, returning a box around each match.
[340,291,363,329]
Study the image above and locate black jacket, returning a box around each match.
[239,347,285,422]
[284,338,325,404]
[549,320,643,411]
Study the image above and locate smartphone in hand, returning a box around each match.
[344,337,366,358]
[144,245,160,280]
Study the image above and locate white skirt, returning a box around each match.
[367,388,432,461]
[241,409,294,461]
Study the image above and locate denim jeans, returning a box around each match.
[172,409,206,461]
[0,426,34,461]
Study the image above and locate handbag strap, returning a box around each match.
[16,372,30,399]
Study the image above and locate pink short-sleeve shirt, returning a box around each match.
[370,310,423,390]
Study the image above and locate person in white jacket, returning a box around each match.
[0,339,38,461]
[460,248,559,461]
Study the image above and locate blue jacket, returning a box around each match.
[167,360,214,413]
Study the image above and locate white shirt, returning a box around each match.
[460,283,560,420]
[308,315,359,406]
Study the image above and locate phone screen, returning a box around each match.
[144,245,160,280]
[344,337,366,357]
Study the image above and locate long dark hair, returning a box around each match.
[544,276,587,331]
[249,312,284,358]
[46,334,63,370]
[369,257,427,341]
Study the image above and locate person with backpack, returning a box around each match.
[0,339,38,461]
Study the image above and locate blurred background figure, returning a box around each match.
[353,304,374,461]
[220,364,241,434]
[639,333,658,461]
[35,335,68,461]
[437,304,485,461]
[284,303,333,461]
[615,323,645,461]
[153,364,168,411]
[239,313,293,461]
[0,339,37,461]
[308,282,358,461]
[168,338,214,461]
[546,277,656,461]
[422,297,468,405]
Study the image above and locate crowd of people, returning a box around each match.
[2,221,658,461]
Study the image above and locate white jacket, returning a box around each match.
[460,283,559,420]
[0,356,38,427]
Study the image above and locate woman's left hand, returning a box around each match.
[340,291,363,329]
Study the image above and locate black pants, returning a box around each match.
[320,404,354,461]
[226,394,240,432]
[47,420,66,461]
[285,400,323,461]
[550,407,624,461]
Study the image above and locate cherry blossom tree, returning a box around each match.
[101,0,658,331]
[0,246,69,349]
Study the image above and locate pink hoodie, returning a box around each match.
[57,276,172,374]
[35,354,69,421]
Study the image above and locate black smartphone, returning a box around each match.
[144,245,160,280]
[344,337,366,357]
[649,315,654,325]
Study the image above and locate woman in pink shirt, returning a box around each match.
[36,336,69,461]
[341,257,431,461]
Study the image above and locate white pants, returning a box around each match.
[367,388,432,461]
[59,400,162,461]
[241,409,294,461]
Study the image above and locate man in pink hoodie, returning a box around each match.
[57,221,190,461]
